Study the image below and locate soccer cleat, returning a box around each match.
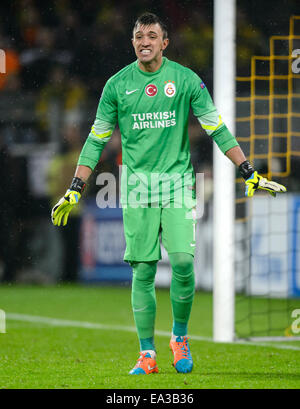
[129,352,159,375]
[169,336,193,373]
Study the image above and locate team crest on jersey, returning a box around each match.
[145,84,158,97]
[164,81,176,98]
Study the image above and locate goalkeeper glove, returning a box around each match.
[239,161,287,198]
[51,177,86,226]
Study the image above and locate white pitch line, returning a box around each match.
[234,340,300,351]
[6,313,138,333]
[6,313,300,351]
[6,313,210,341]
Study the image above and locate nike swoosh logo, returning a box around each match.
[133,306,147,312]
[126,89,139,95]
[179,292,194,300]
[148,364,157,371]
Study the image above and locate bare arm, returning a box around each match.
[74,165,93,183]
[225,145,247,167]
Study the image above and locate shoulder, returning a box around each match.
[165,59,203,91]
[166,59,200,80]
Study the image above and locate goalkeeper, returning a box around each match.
[51,13,286,375]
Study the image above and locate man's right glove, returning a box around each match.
[51,177,86,226]
[239,161,287,198]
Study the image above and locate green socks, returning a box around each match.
[172,321,188,337]
[131,261,157,350]
[169,252,195,335]
[131,253,195,351]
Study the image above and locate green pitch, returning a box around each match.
[0,285,299,389]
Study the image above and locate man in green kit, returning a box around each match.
[51,13,286,374]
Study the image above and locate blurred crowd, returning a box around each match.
[0,0,296,283]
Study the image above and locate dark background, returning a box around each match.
[0,0,299,283]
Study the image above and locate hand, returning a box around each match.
[51,190,81,226]
[245,171,287,197]
[51,177,86,226]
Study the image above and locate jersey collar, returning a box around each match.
[135,57,168,76]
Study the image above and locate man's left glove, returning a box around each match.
[51,177,86,226]
[239,161,287,198]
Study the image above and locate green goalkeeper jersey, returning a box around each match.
[78,57,238,204]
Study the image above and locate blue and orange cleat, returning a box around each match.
[129,352,159,375]
[169,336,193,373]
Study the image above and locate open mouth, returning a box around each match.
[140,49,151,55]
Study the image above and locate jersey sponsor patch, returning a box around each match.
[145,84,157,97]
[131,110,176,129]
[164,81,176,98]
[200,81,206,89]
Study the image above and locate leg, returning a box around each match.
[131,261,157,352]
[169,252,195,337]
[160,202,196,337]
[122,205,161,374]
[129,260,159,375]
[161,201,196,373]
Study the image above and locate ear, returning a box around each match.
[161,38,169,51]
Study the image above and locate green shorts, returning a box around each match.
[123,199,196,263]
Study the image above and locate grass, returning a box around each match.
[0,285,300,389]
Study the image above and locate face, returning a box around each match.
[132,23,169,66]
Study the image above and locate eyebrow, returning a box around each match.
[135,31,158,36]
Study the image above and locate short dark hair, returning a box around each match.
[133,12,168,39]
